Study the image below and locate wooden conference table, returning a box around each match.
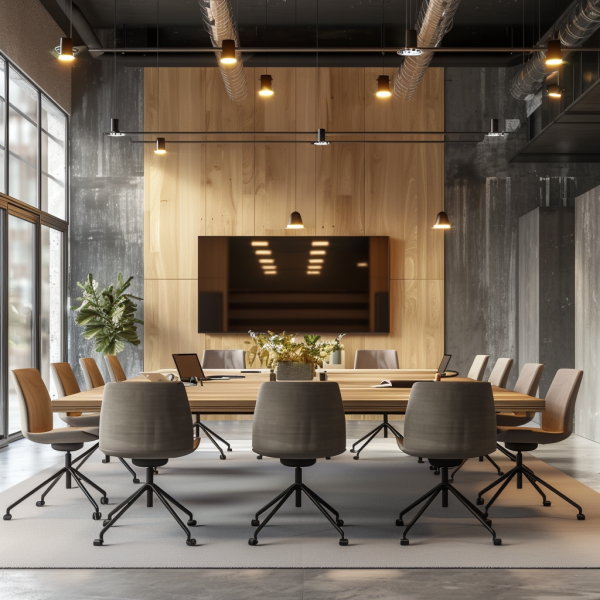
[51,369,544,416]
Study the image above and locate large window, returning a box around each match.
[0,52,68,443]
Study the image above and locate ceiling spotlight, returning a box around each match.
[56,37,78,61]
[486,118,507,138]
[548,84,563,98]
[312,240,329,246]
[107,118,125,137]
[310,250,326,256]
[309,259,324,263]
[313,128,330,146]
[251,241,269,247]
[220,39,237,64]
[308,265,322,270]
[259,259,274,264]
[154,137,167,155]
[546,40,563,67]
[398,29,422,56]
[432,211,451,230]
[307,271,321,275]
[258,74,274,97]
[357,262,368,267]
[261,265,277,270]
[264,271,277,275]
[286,211,304,229]
[255,250,272,255]
[376,75,392,98]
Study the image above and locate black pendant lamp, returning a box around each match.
[286,211,304,229]
[220,39,237,65]
[545,40,563,67]
[432,211,451,230]
[56,1,77,61]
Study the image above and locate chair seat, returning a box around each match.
[252,447,345,460]
[496,412,534,427]
[26,426,99,444]
[59,412,101,427]
[497,425,569,445]
[102,437,200,460]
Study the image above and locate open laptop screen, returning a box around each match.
[437,354,452,374]
[172,354,206,382]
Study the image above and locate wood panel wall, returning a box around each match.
[144,67,445,391]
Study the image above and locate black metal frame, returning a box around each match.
[351,413,403,459]
[193,413,232,460]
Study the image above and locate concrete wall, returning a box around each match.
[575,186,600,442]
[68,34,144,387]
[444,66,600,389]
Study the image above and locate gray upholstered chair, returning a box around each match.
[202,349,246,369]
[488,358,513,389]
[104,355,127,382]
[4,369,108,521]
[249,382,348,546]
[467,355,489,381]
[79,357,105,390]
[396,381,502,546]
[351,349,402,459]
[93,382,200,547]
[477,369,585,521]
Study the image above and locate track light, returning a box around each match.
[548,84,562,98]
[220,39,237,65]
[432,211,451,230]
[107,118,125,137]
[486,118,507,138]
[154,137,167,154]
[286,211,304,229]
[56,37,77,61]
[258,74,274,97]
[376,75,392,98]
[398,29,422,56]
[313,128,330,146]
[546,40,563,67]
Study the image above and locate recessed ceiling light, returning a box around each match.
[255,250,272,255]
[251,241,269,247]
[264,271,277,275]
[261,265,277,270]
[259,259,274,264]
[310,250,326,255]
[307,271,321,275]
[312,241,329,246]
[308,265,322,270]
[357,262,368,267]
[309,259,324,263]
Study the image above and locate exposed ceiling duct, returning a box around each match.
[511,0,600,101]
[198,0,248,102]
[57,1,104,56]
[393,0,463,101]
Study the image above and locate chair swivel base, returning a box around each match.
[4,444,108,521]
[442,454,504,482]
[77,443,141,484]
[396,460,502,546]
[476,444,585,520]
[249,459,348,546]
[351,415,402,460]
[93,460,197,547]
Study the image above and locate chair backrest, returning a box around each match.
[79,358,105,390]
[354,349,399,369]
[488,358,513,388]
[252,382,346,460]
[201,349,245,370]
[104,355,127,382]
[467,355,489,381]
[99,382,194,459]
[403,382,497,459]
[50,362,81,397]
[541,369,584,435]
[10,369,54,437]
[514,363,544,396]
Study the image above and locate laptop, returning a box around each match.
[172,353,244,384]
[437,354,452,376]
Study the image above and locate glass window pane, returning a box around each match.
[8,215,35,435]
[41,97,66,219]
[8,66,38,207]
[0,57,5,194]
[41,226,64,399]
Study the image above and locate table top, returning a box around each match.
[51,369,545,415]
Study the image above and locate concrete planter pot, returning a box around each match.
[329,350,343,365]
[276,362,314,381]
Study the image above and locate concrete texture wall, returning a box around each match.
[69,32,144,387]
[0,0,71,112]
[575,186,600,442]
[444,67,600,390]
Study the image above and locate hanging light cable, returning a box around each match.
[108,0,124,137]
[376,0,392,98]
[258,0,274,97]
[154,0,166,154]
[56,0,78,61]
[398,0,421,56]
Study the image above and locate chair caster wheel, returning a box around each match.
[396,519,403,526]
[476,497,484,505]
[102,458,110,464]
[577,514,586,520]
[93,539,103,546]
[103,520,111,527]
[133,478,140,484]
[353,456,359,460]
[429,465,435,470]
[227,448,232,452]
[36,500,45,507]
[92,512,102,520]
[187,519,197,526]
[339,539,348,546]
[219,455,226,460]
[256,455,262,460]
[248,538,258,546]
[153,468,159,475]
[350,449,356,453]
[543,500,551,507]
[434,469,440,475]
[336,519,344,526]
[100,497,109,505]
[400,539,409,546]
[251,519,260,526]
[448,478,454,484]
[3,514,12,521]
[186,539,196,546]
[326,457,331,460]
[493,538,502,546]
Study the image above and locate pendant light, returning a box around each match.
[375,1,391,98]
[548,84,562,98]
[258,0,274,97]
[486,118,507,138]
[286,211,304,229]
[154,0,166,155]
[432,211,451,229]
[398,3,421,56]
[56,1,77,61]
[155,138,167,154]
[220,39,237,65]
[107,1,124,137]
[313,128,330,146]
[545,39,563,67]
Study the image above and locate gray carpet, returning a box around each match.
[0,439,597,568]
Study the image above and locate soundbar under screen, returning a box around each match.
[198,236,390,334]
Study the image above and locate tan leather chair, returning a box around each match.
[477,369,585,521]
[3,369,108,521]
[467,355,489,381]
[202,349,245,369]
[104,355,127,382]
[496,363,544,427]
[351,349,402,459]
[396,382,502,546]
[93,382,200,547]
[488,358,513,388]
[79,357,105,390]
[249,382,347,546]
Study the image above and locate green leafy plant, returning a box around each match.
[71,273,143,355]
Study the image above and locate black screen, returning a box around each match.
[198,236,390,334]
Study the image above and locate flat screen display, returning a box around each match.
[198,236,390,334]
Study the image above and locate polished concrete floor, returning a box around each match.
[2,420,600,599]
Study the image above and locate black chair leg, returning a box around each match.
[484,454,504,476]
[351,418,403,459]
[496,443,517,462]
[117,457,140,483]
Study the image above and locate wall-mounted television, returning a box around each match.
[198,236,390,334]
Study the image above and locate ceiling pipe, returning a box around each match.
[56,0,104,56]
[198,0,247,102]
[511,0,600,101]
[393,0,463,101]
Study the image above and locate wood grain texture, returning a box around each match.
[318,68,365,133]
[205,67,254,133]
[255,67,295,138]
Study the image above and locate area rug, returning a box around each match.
[0,439,597,568]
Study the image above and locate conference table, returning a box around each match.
[51,369,545,416]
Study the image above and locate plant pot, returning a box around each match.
[329,350,343,365]
[276,362,314,381]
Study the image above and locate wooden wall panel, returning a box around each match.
[205,67,255,133]
[318,68,365,132]
[255,67,296,137]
